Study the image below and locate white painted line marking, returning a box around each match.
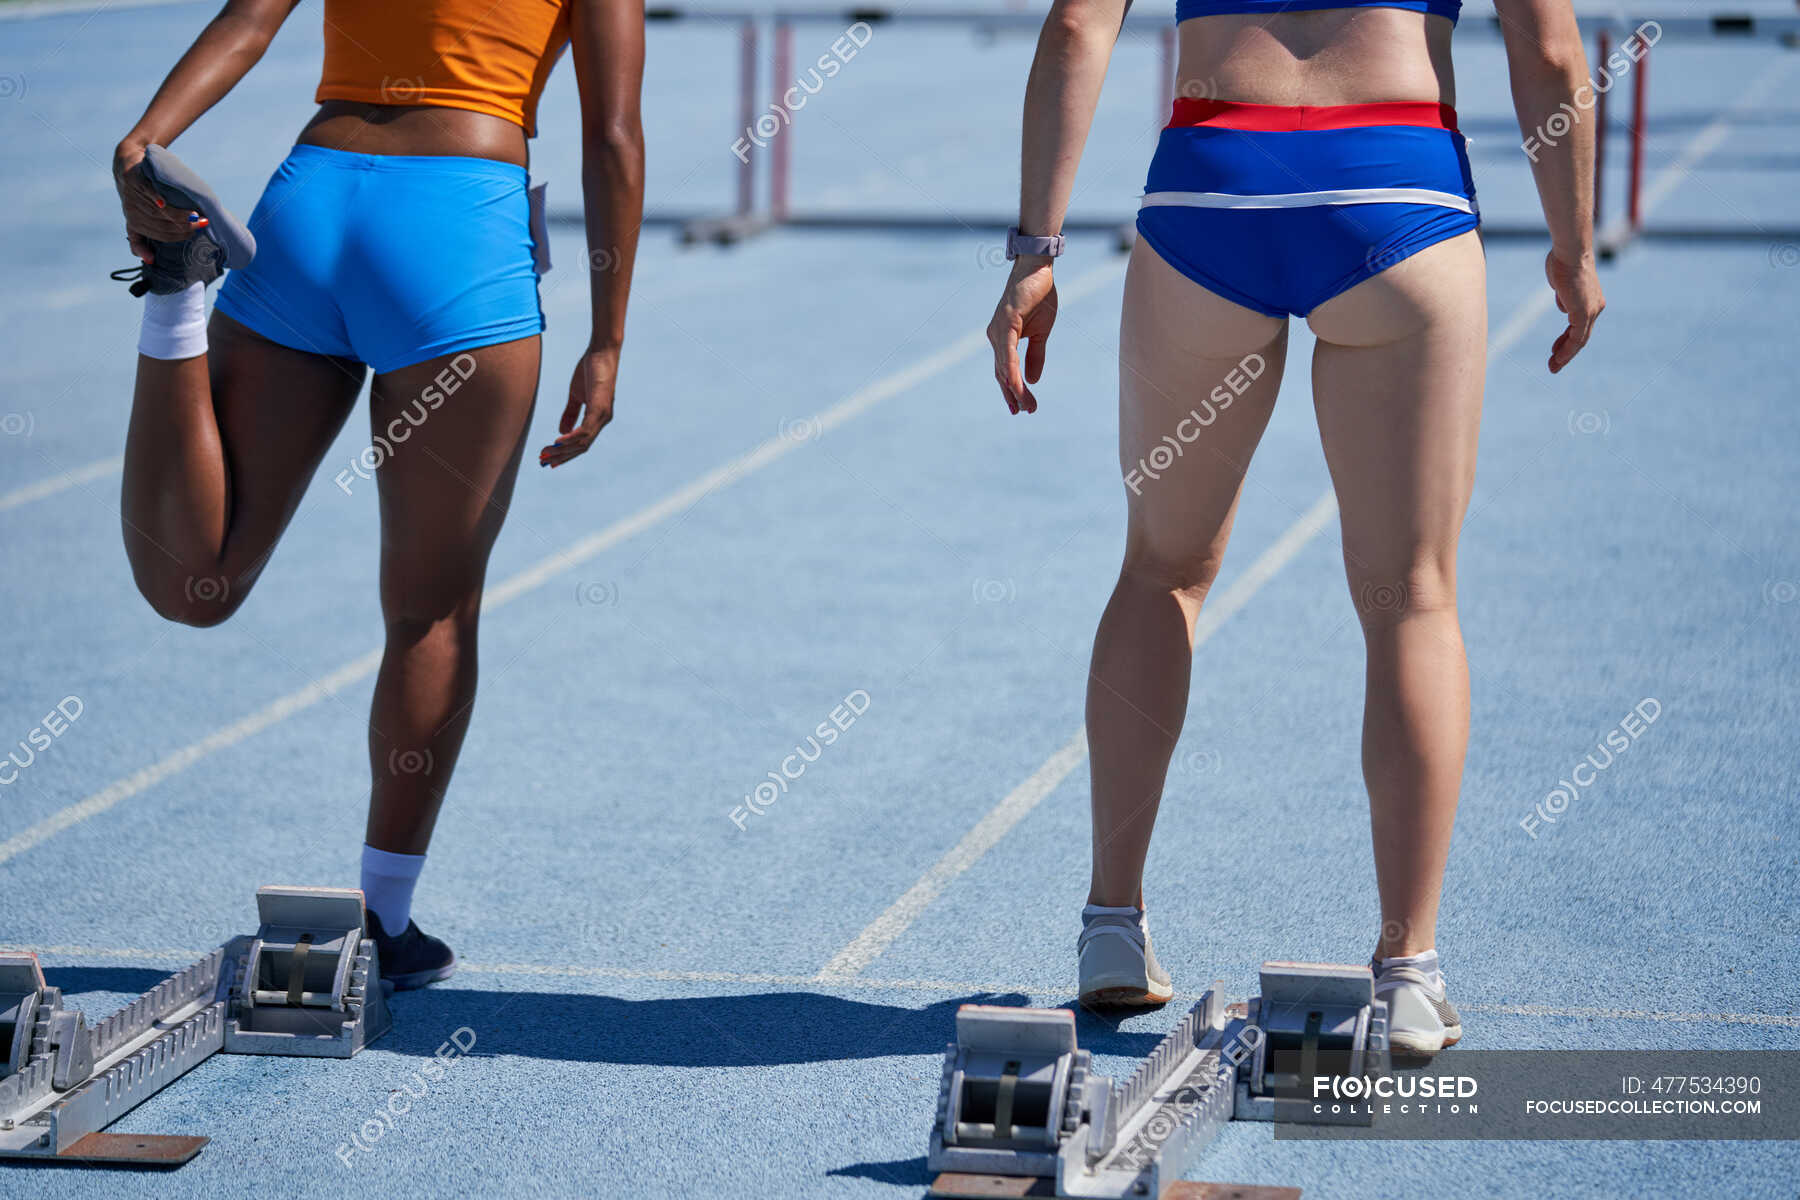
[817,492,1338,983]
[0,260,1128,867]
[1637,54,1795,218]
[816,731,1092,982]
[0,651,383,865]
[816,73,1779,980]
[1489,287,1558,360]
[1458,1001,1800,1029]
[0,0,200,20]
[43,283,114,311]
[0,455,123,514]
[10,944,1797,1029]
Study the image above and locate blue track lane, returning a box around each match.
[2,2,1796,1197]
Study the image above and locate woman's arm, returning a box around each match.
[541,0,647,468]
[1018,0,1131,248]
[114,0,299,261]
[987,0,1130,414]
[1494,0,1606,372]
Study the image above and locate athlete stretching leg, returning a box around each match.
[113,0,644,986]
[988,0,1602,1051]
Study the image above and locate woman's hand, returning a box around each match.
[113,139,205,264]
[986,259,1058,414]
[540,344,620,468]
[1544,249,1604,374]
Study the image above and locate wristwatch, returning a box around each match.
[1005,227,1065,260]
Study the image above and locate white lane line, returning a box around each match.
[0,259,1128,868]
[0,944,203,960]
[44,283,114,311]
[0,455,123,514]
[1489,286,1558,361]
[816,491,1339,984]
[0,0,199,20]
[11,943,1798,1029]
[0,650,383,865]
[1194,490,1339,643]
[1595,53,1794,250]
[1459,1001,1800,1029]
[1636,54,1796,219]
[816,72,1778,981]
[816,732,1093,982]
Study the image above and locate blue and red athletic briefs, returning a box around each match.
[1134,99,1480,318]
[1175,0,1460,21]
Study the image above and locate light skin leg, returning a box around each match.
[1305,230,1488,960]
[1086,239,1288,909]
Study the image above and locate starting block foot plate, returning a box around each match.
[930,1176,1301,1200]
[54,1133,208,1168]
[930,1173,1059,1198]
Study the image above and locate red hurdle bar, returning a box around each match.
[736,20,759,218]
[1594,28,1609,227]
[770,20,795,222]
[1628,26,1649,231]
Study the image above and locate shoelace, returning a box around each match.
[109,263,153,297]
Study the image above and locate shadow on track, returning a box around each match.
[371,988,1171,1066]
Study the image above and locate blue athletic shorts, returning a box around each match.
[1134,100,1481,318]
[215,144,545,374]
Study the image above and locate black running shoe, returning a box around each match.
[111,144,255,296]
[366,910,457,991]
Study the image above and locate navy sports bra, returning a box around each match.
[1176,0,1460,24]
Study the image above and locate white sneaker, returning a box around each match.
[1078,906,1174,1010]
[1374,963,1463,1056]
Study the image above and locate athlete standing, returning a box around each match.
[988,0,1603,1051]
[112,0,643,986]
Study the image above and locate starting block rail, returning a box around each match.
[0,887,389,1167]
[928,962,1390,1200]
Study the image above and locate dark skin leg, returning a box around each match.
[363,336,540,855]
[121,311,365,625]
[121,314,539,860]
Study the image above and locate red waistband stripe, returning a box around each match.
[1167,99,1459,132]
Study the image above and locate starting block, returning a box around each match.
[928,962,1388,1199]
[0,887,390,1166]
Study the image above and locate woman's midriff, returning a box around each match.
[297,101,530,167]
[1177,8,1456,110]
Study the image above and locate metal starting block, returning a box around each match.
[928,962,1388,1199]
[0,886,390,1166]
[1233,962,1387,1127]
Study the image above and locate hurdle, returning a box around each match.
[625,6,1800,254]
[1593,20,1657,259]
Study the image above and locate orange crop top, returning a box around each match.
[316,0,572,136]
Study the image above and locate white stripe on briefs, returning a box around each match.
[1141,187,1476,214]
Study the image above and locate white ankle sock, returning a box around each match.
[360,844,427,933]
[138,281,207,360]
[1377,949,1443,990]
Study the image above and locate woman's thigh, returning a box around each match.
[1117,238,1289,582]
[1305,231,1487,602]
[122,311,364,582]
[368,336,541,619]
